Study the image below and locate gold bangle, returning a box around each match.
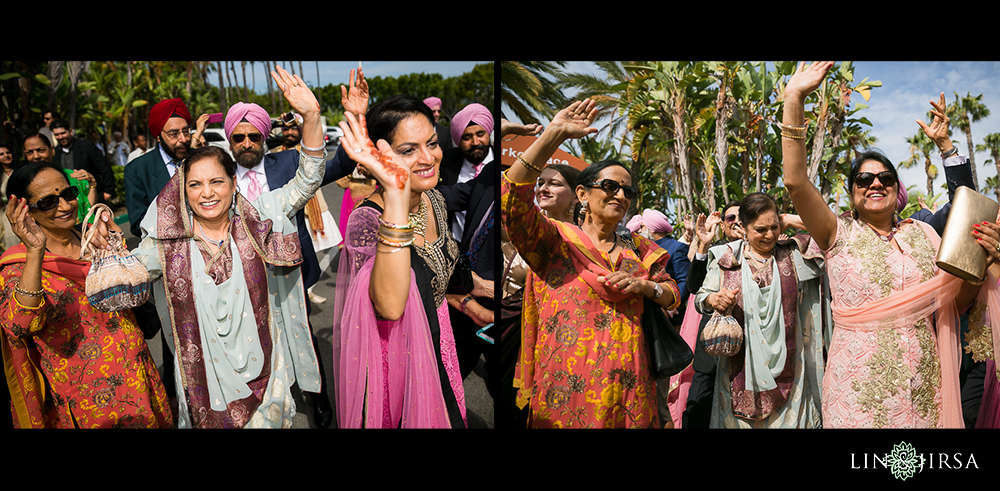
[778,122,807,131]
[781,132,806,140]
[378,229,415,242]
[516,155,543,174]
[14,282,44,298]
[377,217,413,231]
[376,234,414,248]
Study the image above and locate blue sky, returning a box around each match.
[507,61,1000,208]
[209,61,489,94]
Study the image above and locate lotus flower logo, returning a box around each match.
[885,441,921,481]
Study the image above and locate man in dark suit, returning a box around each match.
[225,102,357,429]
[438,103,493,243]
[440,160,496,400]
[683,201,742,429]
[50,119,115,203]
[124,98,194,237]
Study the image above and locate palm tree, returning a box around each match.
[949,91,990,186]
[901,129,938,196]
[500,61,567,124]
[976,132,1000,201]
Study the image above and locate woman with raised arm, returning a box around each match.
[117,66,327,428]
[332,94,471,429]
[781,61,1000,428]
[502,100,681,428]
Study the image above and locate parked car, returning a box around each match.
[200,128,233,157]
[325,126,343,147]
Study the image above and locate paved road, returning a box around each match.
[122,147,494,429]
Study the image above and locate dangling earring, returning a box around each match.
[581,200,589,216]
[566,202,577,217]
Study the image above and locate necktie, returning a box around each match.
[167,159,179,177]
[467,204,493,270]
[474,162,485,177]
[247,170,262,201]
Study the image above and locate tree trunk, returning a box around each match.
[217,61,226,111]
[713,89,729,210]
[965,126,979,186]
[671,95,695,216]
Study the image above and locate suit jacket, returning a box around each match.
[654,236,690,325]
[439,161,495,286]
[910,157,976,236]
[438,147,466,189]
[52,138,115,202]
[124,146,172,237]
[264,144,356,290]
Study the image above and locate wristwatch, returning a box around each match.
[651,282,663,299]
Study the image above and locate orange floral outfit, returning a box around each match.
[501,173,679,428]
[1,244,172,428]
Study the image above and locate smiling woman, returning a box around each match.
[502,99,682,429]
[1,162,172,428]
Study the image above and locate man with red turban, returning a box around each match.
[125,97,193,237]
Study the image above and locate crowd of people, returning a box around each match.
[499,61,999,429]
[0,65,496,429]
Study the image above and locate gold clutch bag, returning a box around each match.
[936,186,1000,282]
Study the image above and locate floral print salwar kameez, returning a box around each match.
[1,247,172,428]
[501,172,680,429]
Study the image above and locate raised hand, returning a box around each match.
[696,213,719,245]
[337,111,409,192]
[784,61,835,100]
[271,65,320,118]
[5,196,46,253]
[548,99,599,141]
[500,118,543,139]
[341,68,370,116]
[916,92,954,151]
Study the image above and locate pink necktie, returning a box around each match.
[474,162,485,177]
[247,171,262,201]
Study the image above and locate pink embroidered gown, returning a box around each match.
[823,215,946,428]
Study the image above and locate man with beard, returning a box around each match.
[682,202,743,429]
[125,98,194,237]
[225,101,358,429]
[50,119,115,203]
[267,113,303,154]
[438,103,493,241]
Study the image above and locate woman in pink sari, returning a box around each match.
[782,61,1000,428]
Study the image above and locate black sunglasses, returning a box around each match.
[586,179,638,200]
[28,186,79,211]
[854,171,897,188]
[724,213,738,223]
[231,133,263,144]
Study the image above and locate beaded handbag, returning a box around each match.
[80,203,150,312]
[700,309,743,357]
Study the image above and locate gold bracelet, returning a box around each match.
[778,122,807,131]
[781,132,806,140]
[377,217,414,231]
[376,234,414,248]
[516,155,543,174]
[14,282,44,298]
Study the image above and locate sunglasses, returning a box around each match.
[724,213,738,223]
[586,179,638,200]
[231,133,263,144]
[28,186,79,211]
[854,171,897,188]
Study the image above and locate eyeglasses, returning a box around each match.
[28,186,79,211]
[162,127,191,140]
[586,179,638,200]
[854,171,897,188]
[231,133,263,144]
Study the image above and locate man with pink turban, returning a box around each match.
[222,100,361,429]
[439,102,494,241]
[423,96,453,150]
